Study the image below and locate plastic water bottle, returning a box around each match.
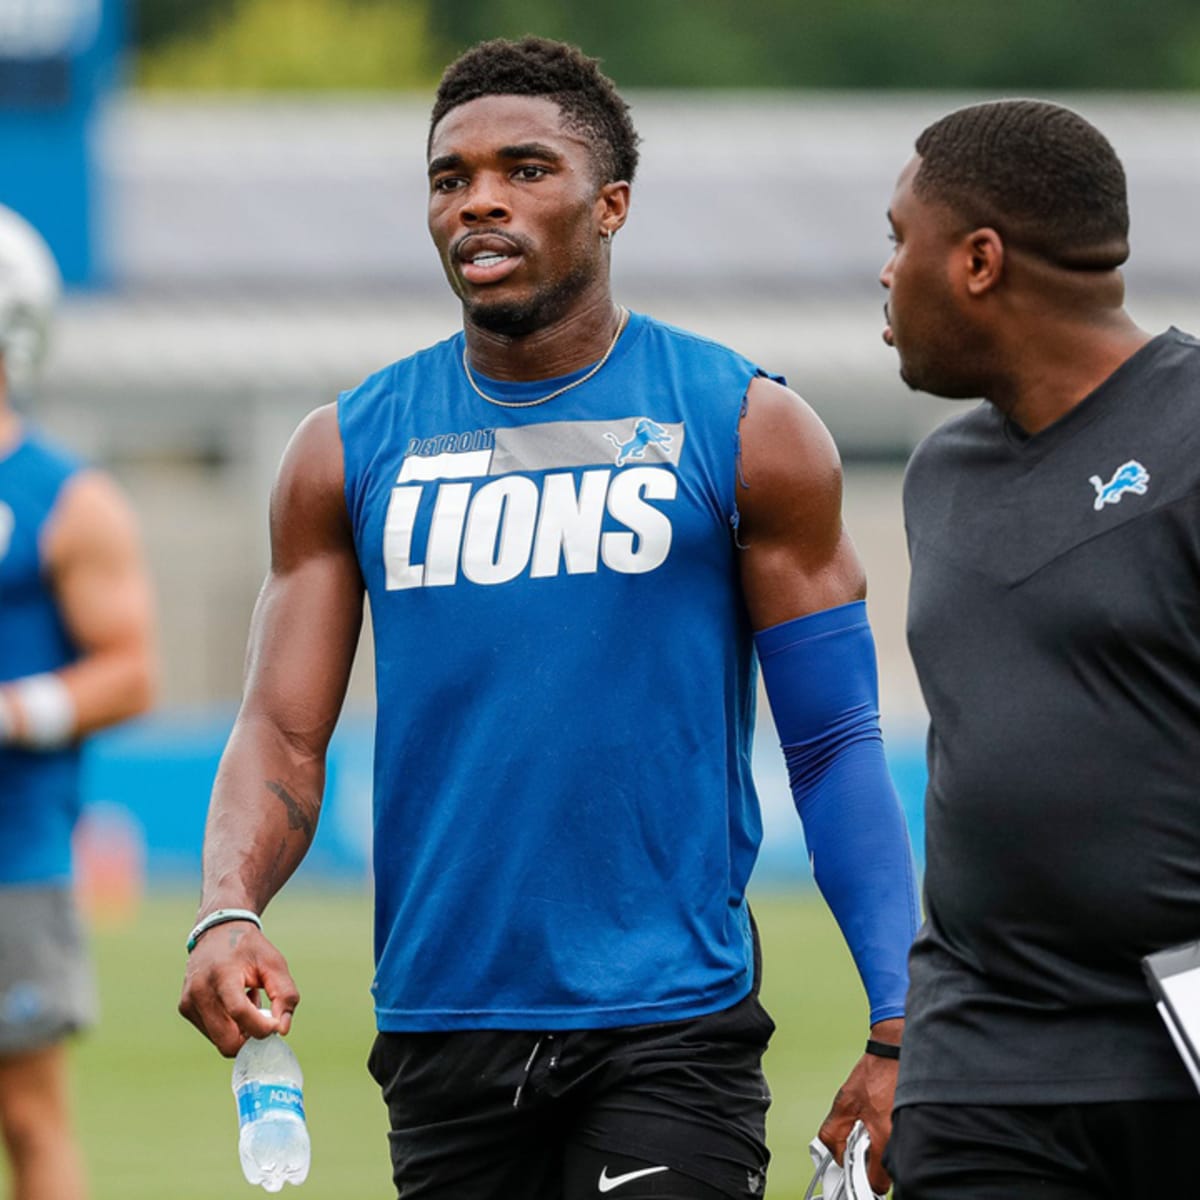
[232,1031,311,1191]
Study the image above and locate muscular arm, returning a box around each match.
[0,470,157,740]
[737,375,865,625]
[738,376,915,1192]
[180,403,364,1055]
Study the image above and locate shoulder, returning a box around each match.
[10,428,85,506]
[43,468,143,574]
[736,376,842,536]
[338,334,462,415]
[741,375,841,483]
[1155,326,1200,361]
[905,404,995,483]
[1113,328,1200,493]
[633,311,768,375]
[277,403,345,496]
[24,429,83,471]
[1144,327,1200,397]
[734,376,867,621]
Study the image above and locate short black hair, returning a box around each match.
[913,99,1130,270]
[430,36,640,185]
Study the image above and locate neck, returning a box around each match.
[988,309,1152,435]
[463,291,622,382]
[983,259,1151,434]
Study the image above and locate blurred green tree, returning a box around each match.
[134,0,239,52]
[427,0,766,86]
[134,0,1200,90]
[134,0,438,89]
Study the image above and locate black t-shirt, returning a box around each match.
[898,328,1200,1106]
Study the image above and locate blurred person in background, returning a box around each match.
[0,205,158,1200]
[879,99,1200,1199]
[179,37,918,1199]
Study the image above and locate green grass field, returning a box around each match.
[43,889,869,1199]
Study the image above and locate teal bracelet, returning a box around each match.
[186,908,262,953]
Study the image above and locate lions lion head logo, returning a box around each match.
[603,417,674,468]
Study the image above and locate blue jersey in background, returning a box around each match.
[0,430,83,884]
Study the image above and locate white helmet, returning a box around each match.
[804,1124,885,1200]
[0,205,62,393]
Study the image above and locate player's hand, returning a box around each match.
[179,921,300,1057]
[817,1019,903,1196]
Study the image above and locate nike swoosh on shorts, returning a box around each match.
[598,1164,671,1192]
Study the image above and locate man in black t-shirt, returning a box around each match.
[879,99,1200,1199]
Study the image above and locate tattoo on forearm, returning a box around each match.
[266,835,290,889]
[265,779,317,839]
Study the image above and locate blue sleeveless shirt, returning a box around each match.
[339,311,773,1030]
[0,430,84,885]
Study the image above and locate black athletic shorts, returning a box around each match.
[886,1098,1200,1200]
[367,987,774,1200]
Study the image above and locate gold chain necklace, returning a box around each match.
[461,307,630,409]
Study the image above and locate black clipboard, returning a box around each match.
[1142,940,1200,1093]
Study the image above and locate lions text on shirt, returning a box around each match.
[339,312,774,1031]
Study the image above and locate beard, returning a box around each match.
[895,306,990,400]
[900,356,987,401]
[461,258,596,338]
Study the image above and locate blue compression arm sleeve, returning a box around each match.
[755,600,920,1023]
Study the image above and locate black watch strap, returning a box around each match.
[865,1037,901,1060]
